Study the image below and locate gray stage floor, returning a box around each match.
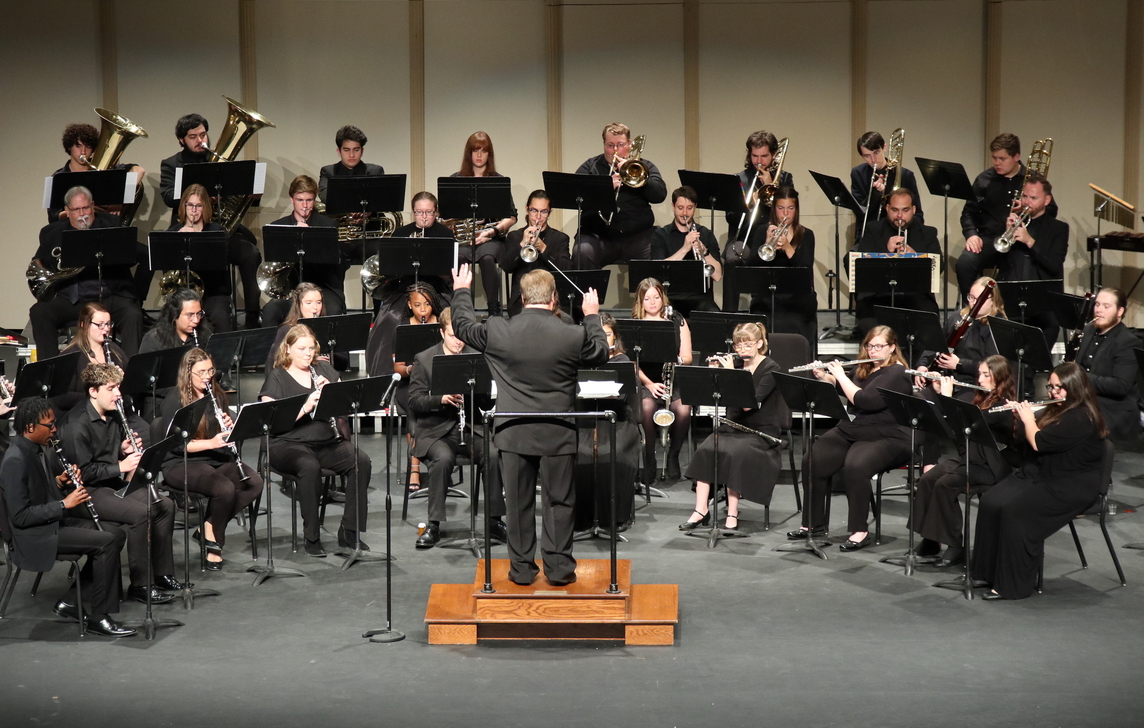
[3,405,1144,726]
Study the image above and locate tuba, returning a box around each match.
[205,96,276,233]
[257,261,295,300]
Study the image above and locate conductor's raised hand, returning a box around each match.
[581,288,600,317]
[452,265,473,291]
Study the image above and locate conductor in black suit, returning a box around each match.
[1074,287,1141,442]
[450,266,609,586]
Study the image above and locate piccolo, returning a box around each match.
[986,399,1064,413]
[788,358,882,372]
[905,369,991,392]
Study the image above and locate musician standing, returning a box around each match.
[850,130,924,236]
[955,134,1058,300]
[318,125,384,202]
[501,190,570,317]
[48,123,145,222]
[573,123,667,270]
[650,186,722,317]
[450,267,608,586]
[1073,287,1141,442]
[724,131,792,312]
[0,397,133,636]
[159,114,263,328]
[30,186,145,358]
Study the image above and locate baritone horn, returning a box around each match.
[604,135,648,225]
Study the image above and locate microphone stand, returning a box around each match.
[177,421,219,609]
[364,378,406,643]
[123,465,184,640]
[338,377,395,570]
[248,420,306,586]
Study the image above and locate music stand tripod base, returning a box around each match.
[574,525,629,544]
[335,545,392,570]
[775,535,830,560]
[635,482,667,499]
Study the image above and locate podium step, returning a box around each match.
[425,559,677,645]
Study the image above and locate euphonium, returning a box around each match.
[205,95,276,233]
[360,227,423,296]
[759,220,789,262]
[257,261,295,300]
[158,269,204,298]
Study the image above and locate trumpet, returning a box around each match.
[760,221,789,262]
[994,205,1031,253]
[687,220,715,291]
[986,399,1064,413]
[48,436,104,531]
[520,225,542,263]
[205,380,250,481]
[891,218,909,252]
[905,369,991,392]
[788,358,883,372]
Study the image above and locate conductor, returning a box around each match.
[450,266,609,586]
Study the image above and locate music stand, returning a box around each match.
[676,169,748,234]
[121,345,192,420]
[46,169,137,213]
[987,316,1054,400]
[554,270,610,323]
[302,313,372,361]
[1047,292,1091,333]
[120,433,184,640]
[12,351,82,405]
[932,393,1004,599]
[610,319,678,493]
[366,237,458,286]
[59,227,138,300]
[394,324,442,365]
[166,396,219,608]
[873,306,946,368]
[314,376,397,569]
[430,353,494,558]
[628,260,706,298]
[773,372,851,559]
[325,174,407,218]
[853,257,934,309]
[733,267,812,335]
[915,158,976,312]
[235,394,309,586]
[876,388,953,575]
[262,226,339,285]
[542,171,616,270]
[996,279,1063,327]
[438,176,514,227]
[689,311,769,355]
[178,160,262,202]
[206,326,278,405]
[1089,183,1139,288]
[575,364,638,537]
[810,171,863,340]
[147,230,228,287]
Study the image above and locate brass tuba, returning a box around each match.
[257,262,295,300]
[205,95,276,233]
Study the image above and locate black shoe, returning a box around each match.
[488,519,508,544]
[916,538,942,557]
[154,575,191,591]
[547,573,577,587]
[192,529,222,554]
[786,527,826,540]
[205,559,224,571]
[510,573,537,586]
[53,599,81,623]
[126,585,176,605]
[416,523,441,549]
[488,300,503,318]
[337,527,370,551]
[838,534,874,552]
[304,539,327,557]
[88,616,137,637]
[678,510,710,531]
[665,452,682,481]
[936,546,965,568]
[981,590,1004,601]
[244,313,262,330]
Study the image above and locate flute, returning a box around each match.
[48,436,104,531]
[986,399,1064,413]
[905,369,991,392]
[788,358,882,373]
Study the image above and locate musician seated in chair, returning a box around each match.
[407,307,505,548]
[318,125,385,202]
[30,185,145,359]
[261,175,340,330]
[167,184,234,333]
[56,302,130,414]
[139,288,211,417]
[48,123,145,222]
[849,188,942,339]
[0,397,133,637]
[501,190,571,317]
[914,277,1006,390]
[650,185,722,318]
[60,363,183,605]
[1074,287,1141,442]
[159,113,263,328]
[370,191,455,310]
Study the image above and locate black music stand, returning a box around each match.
[734,267,812,335]
[554,270,610,323]
[59,227,138,301]
[121,345,192,420]
[873,305,946,368]
[628,260,706,299]
[542,171,616,270]
[996,279,1062,328]
[206,326,278,404]
[147,230,228,287]
[932,393,1004,599]
[810,171,864,340]
[853,257,934,309]
[430,353,494,558]
[689,311,769,355]
[166,396,219,609]
[236,394,309,586]
[262,226,339,285]
[773,372,851,560]
[876,389,953,575]
[394,323,442,365]
[315,376,397,569]
[179,160,260,202]
[676,169,748,234]
[366,237,458,286]
[575,365,638,536]
[987,315,1054,400]
[1047,292,1091,332]
[916,158,975,312]
[438,176,514,227]
[120,433,184,641]
[610,319,678,493]
[47,168,137,213]
[303,313,372,361]
[325,174,406,218]
[12,351,82,405]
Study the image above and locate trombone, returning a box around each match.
[740,138,789,246]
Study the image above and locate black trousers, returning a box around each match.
[56,518,127,617]
[458,241,504,307]
[268,439,370,542]
[573,229,653,269]
[31,294,144,359]
[801,427,911,533]
[422,431,505,523]
[230,226,263,316]
[910,457,994,547]
[88,486,176,587]
[955,244,1002,301]
[162,461,262,547]
[721,242,751,311]
[500,451,576,584]
[202,294,234,334]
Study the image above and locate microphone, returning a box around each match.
[380,372,401,408]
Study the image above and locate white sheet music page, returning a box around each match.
[43,177,55,208]
[123,172,138,203]
[174,167,184,198]
[253,162,267,195]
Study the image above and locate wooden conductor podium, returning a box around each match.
[425,559,678,645]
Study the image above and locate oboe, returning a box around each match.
[48,436,104,531]
[205,381,250,480]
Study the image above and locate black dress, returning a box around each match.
[683,357,787,505]
[744,228,819,351]
[970,407,1103,599]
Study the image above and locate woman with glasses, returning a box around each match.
[168,184,234,334]
[371,191,454,309]
[787,325,912,551]
[680,322,787,531]
[745,187,818,351]
[159,348,262,569]
[502,190,571,317]
[913,276,1005,390]
[972,363,1108,600]
[138,288,210,417]
[57,302,129,412]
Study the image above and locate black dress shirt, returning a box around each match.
[727,168,795,245]
[501,227,572,315]
[258,362,341,446]
[1075,321,1141,441]
[995,213,1068,284]
[960,163,1059,241]
[35,212,137,303]
[575,154,667,237]
[851,163,924,224]
[60,400,151,489]
[318,161,385,203]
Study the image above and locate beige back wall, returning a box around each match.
[2,0,1141,330]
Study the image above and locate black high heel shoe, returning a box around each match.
[192,529,222,554]
[678,510,710,531]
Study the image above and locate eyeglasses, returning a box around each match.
[181,311,207,320]
[732,340,760,349]
[192,368,216,379]
[413,210,437,217]
[1047,383,1065,392]
[185,203,204,210]
[90,321,112,329]
[67,204,94,213]
[34,421,58,430]
[866,343,891,351]
[526,208,552,216]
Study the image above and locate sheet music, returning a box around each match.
[174,167,184,198]
[578,381,623,399]
[254,162,267,195]
[453,241,459,271]
[42,177,52,209]
[123,172,138,204]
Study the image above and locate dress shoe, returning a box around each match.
[244,313,262,330]
[204,559,224,571]
[126,585,175,605]
[725,515,739,531]
[510,573,537,586]
[936,546,965,568]
[678,510,710,531]
[416,523,441,549]
[547,573,577,587]
[665,451,682,481]
[154,575,191,591]
[53,599,81,623]
[337,527,370,551]
[786,527,826,540]
[488,300,503,318]
[304,539,327,557]
[488,519,508,544]
[981,590,1005,601]
[192,529,223,554]
[838,534,874,552]
[88,616,137,637]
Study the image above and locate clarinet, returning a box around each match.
[205,381,250,481]
[48,436,104,531]
[310,365,342,441]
